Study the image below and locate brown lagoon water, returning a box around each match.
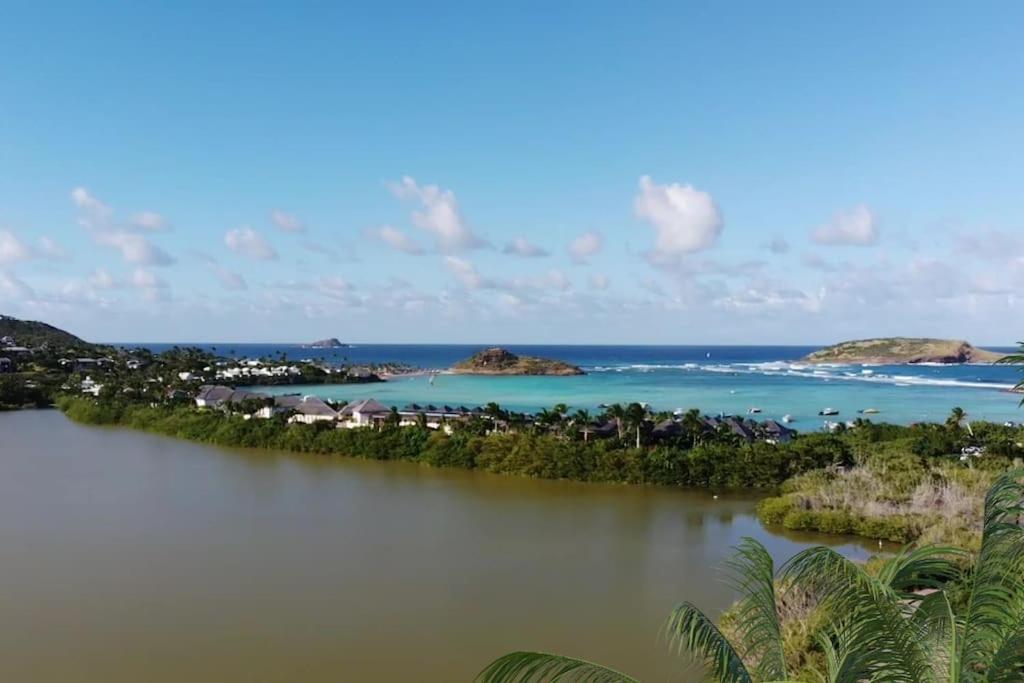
[0,410,879,682]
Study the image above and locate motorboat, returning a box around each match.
[818,408,839,416]
[782,414,794,423]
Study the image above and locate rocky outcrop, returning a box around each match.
[802,338,1005,365]
[306,338,347,348]
[451,348,584,376]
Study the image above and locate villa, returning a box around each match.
[338,398,391,428]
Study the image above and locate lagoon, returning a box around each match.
[2,410,888,681]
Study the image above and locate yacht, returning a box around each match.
[818,408,839,416]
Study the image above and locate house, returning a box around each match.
[338,398,391,428]
[0,357,12,373]
[286,396,339,424]
[761,419,797,444]
[651,418,682,441]
[195,385,235,408]
[81,376,103,397]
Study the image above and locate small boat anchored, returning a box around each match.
[747,407,762,414]
[818,408,840,416]
[858,408,880,415]
[782,414,794,423]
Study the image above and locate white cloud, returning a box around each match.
[88,268,119,289]
[0,231,33,265]
[0,270,34,299]
[444,256,487,289]
[589,273,610,290]
[95,231,176,266]
[130,268,168,289]
[503,237,549,258]
[38,236,69,260]
[389,176,486,252]
[568,231,603,264]
[71,187,175,266]
[634,175,723,258]
[224,226,278,260]
[372,225,423,254]
[800,252,837,272]
[811,205,878,246]
[70,187,112,225]
[954,229,1024,263]
[129,211,170,232]
[766,237,789,254]
[271,209,304,233]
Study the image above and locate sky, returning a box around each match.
[1,1,1023,344]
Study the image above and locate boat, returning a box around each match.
[859,408,880,414]
[818,408,839,416]
[747,407,762,414]
[782,414,794,423]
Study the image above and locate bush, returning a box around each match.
[757,495,798,525]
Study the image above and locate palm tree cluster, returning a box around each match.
[479,470,1024,682]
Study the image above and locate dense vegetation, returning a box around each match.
[480,471,1024,682]
[58,396,851,490]
[0,314,97,350]
[756,415,1023,548]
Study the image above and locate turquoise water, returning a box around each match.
[217,344,1024,426]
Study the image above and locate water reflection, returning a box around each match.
[1,411,885,682]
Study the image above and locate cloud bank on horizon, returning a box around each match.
[0,3,1022,344]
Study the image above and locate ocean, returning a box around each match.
[132,343,1024,427]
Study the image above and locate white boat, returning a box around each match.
[748,407,762,414]
[782,414,794,423]
[818,408,839,416]
[860,408,880,414]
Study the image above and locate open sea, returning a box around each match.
[133,343,1024,427]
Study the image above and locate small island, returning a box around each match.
[451,347,584,376]
[305,338,348,348]
[802,337,1005,365]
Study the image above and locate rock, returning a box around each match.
[306,338,347,348]
[451,348,584,376]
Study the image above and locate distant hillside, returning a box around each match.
[452,347,584,376]
[802,338,1005,365]
[0,315,94,350]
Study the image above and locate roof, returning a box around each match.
[196,385,234,404]
[292,396,339,417]
[339,398,391,416]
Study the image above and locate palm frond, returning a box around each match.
[909,590,960,681]
[813,625,876,683]
[958,470,1024,679]
[722,537,787,681]
[781,546,928,682]
[996,343,1024,402]
[985,625,1024,683]
[665,602,752,683]
[877,544,966,598]
[476,652,639,683]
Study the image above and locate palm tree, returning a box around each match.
[602,403,626,441]
[479,471,1024,683]
[681,408,704,448]
[624,402,647,449]
[947,406,974,438]
[572,409,593,443]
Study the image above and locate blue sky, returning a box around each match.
[2,2,1023,344]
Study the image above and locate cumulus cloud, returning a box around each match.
[634,175,723,259]
[129,211,170,232]
[954,229,1024,263]
[389,176,487,252]
[224,226,278,260]
[88,267,119,289]
[0,270,34,299]
[444,256,488,289]
[568,231,603,264]
[95,231,176,266]
[503,237,549,258]
[371,225,423,254]
[129,268,170,301]
[801,252,837,272]
[271,209,304,233]
[589,273,610,290]
[766,237,790,254]
[0,231,33,265]
[38,236,69,260]
[71,187,175,266]
[811,205,878,246]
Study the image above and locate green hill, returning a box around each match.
[0,315,95,351]
[802,337,1005,364]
